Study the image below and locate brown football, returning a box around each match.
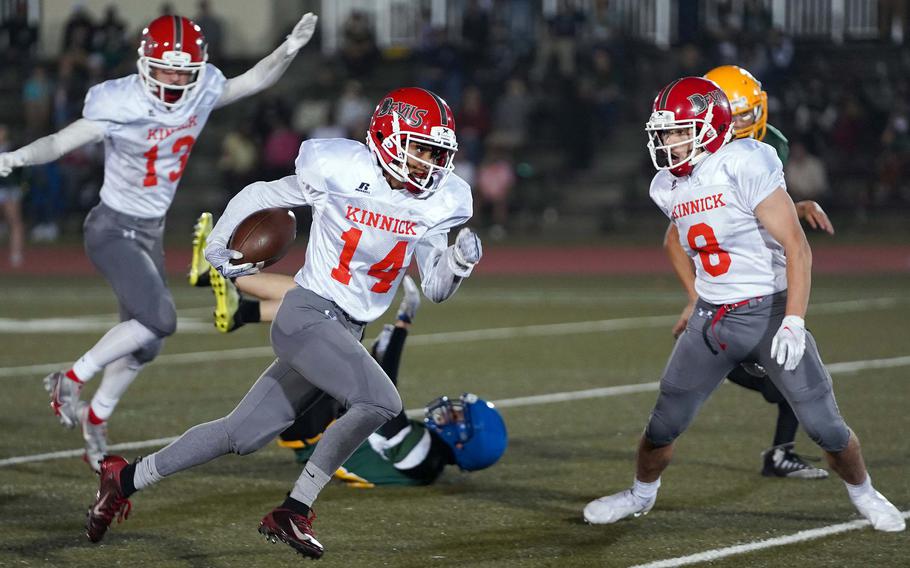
[229,208,297,268]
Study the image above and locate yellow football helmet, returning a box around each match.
[704,65,768,141]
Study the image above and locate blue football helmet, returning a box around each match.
[424,393,507,471]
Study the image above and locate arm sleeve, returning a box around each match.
[6,119,106,167]
[736,144,787,211]
[215,39,297,109]
[414,230,472,303]
[207,175,311,250]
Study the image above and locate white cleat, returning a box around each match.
[852,490,906,532]
[584,489,655,525]
[43,371,83,429]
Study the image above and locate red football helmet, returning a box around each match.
[367,87,458,193]
[137,15,208,110]
[646,76,733,177]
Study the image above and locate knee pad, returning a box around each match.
[138,295,177,337]
[645,387,703,447]
[793,395,850,452]
[132,338,163,365]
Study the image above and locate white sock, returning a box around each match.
[77,320,157,383]
[845,474,874,500]
[290,463,332,507]
[632,477,661,501]
[71,353,102,382]
[90,355,144,422]
[133,454,163,491]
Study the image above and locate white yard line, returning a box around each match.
[2,352,908,468]
[0,297,901,378]
[629,511,910,568]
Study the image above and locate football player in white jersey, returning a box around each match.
[583,77,904,533]
[85,87,484,559]
[0,13,318,473]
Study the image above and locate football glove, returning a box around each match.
[286,13,318,55]
[453,227,482,270]
[770,315,806,371]
[0,152,21,178]
[397,275,420,323]
[205,245,262,279]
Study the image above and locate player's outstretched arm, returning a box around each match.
[0,119,105,178]
[795,200,835,235]
[663,222,698,338]
[215,13,318,108]
[415,227,482,303]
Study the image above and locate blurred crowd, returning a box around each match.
[1,0,910,262]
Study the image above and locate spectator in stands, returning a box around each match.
[0,125,25,267]
[335,80,371,139]
[218,124,258,204]
[461,0,490,72]
[785,141,829,202]
[62,3,94,53]
[0,1,39,79]
[533,0,587,80]
[457,85,491,166]
[341,10,379,77]
[92,6,128,72]
[876,102,910,205]
[195,0,225,62]
[489,77,532,151]
[23,65,52,140]
[476,140,515,239]
[261,112,302,181]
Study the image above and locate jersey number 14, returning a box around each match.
[331,227,407,293]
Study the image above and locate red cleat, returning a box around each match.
[258,507,324,559]
[86,455,132,543]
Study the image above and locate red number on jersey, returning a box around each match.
[330,228,408,293]
[142,145,158,187]
[331,227,361,285]
[368,241,408,293]
[687,222,731,277]
[168,136,195,182]
[142,136,196,187]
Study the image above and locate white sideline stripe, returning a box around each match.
[629,511,910,568]
[0,317,214,333]
[0,296,900,379]
[2,353,909,468]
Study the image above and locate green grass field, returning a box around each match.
[1,273,907,567]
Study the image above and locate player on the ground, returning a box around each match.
[86,87,485,559]
[192,218,506,482]
[282,276,506,486]
[663,65,834,479]
[583,77,904,533]
[0,13,318,472]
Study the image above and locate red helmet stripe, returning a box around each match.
[659,78,682,109]
[421,88,448,127]
[173,15,182,50]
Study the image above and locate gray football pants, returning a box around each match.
[84,203,176,359]
[645,291,850,452]
[153,287,402,483]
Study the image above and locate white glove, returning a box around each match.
[0,152,21,178]
[453,227,482,269]
[770,315,806,371]
[204,244,262,279]
[397,275,421,322]
[286,13,318,55]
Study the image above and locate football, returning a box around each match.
[229,208,297,268]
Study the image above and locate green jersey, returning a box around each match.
[292,419,444,487]
[762,123,789,166]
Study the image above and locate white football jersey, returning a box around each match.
[650,139,788,304]
[293,138,472,322]
[82,64,227,218]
